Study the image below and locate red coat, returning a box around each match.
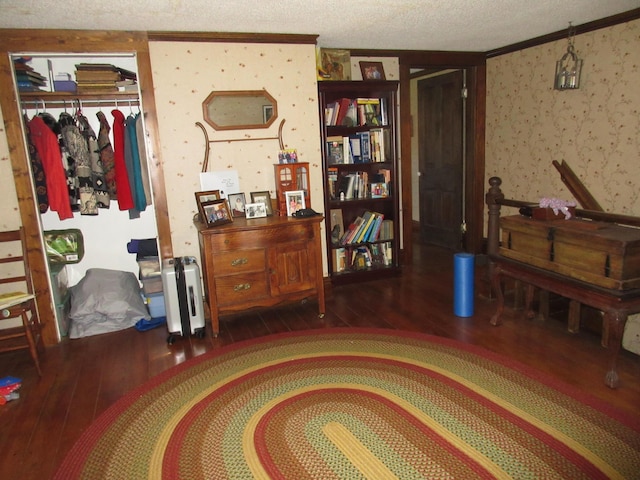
[27,116,73,220]
[111,109,134,210]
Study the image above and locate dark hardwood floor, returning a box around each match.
[1,239,639,479]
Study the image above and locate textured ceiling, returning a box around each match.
[0,0,638,51]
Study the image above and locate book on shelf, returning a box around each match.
[355,131,371,163]
[75,63,137,80]
[340,215,364,245]
[355,211,377,243]
[379,219,394,241]
[325,97,387,127]
[326,136,346,165]
[333,247,347,273]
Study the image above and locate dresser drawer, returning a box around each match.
[215,248,266,276]
[214,272,269,308]
[208,224,312,251]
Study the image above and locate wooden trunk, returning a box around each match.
[499,215,640,290]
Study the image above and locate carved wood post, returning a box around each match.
[486,176,504,257]
[485,177,504,299]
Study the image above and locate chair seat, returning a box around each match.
[0,291,35,311]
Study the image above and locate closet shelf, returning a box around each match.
[20,91,139,108]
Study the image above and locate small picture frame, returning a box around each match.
[245,202,268,219]
[359,61,386,81]
[370,182,388,198]
[195,190,221,222]
[285,190,306,216]
[228,192,246,217]
[202,199,232,227]
[250,191,273,215]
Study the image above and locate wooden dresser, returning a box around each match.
[195,215,325,336]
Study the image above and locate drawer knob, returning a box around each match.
[231,257,248,267]
[233,283,251,292]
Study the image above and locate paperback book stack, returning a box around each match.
[13,57,47,92]
[75,63,137,94]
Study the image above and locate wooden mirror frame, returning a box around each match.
[202,89,278,130]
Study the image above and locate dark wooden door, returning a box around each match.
[418,70,464,249]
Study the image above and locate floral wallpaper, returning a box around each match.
[486,19,640,217]
[0,108,21,232]
[148,41,324,267]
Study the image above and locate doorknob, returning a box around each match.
[417,171,422,176]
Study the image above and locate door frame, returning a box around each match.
[416,69,465,249]
[398,53,486,263]
[0,29,173,345]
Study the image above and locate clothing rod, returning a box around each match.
[20,98,140,109]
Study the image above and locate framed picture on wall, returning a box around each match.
[359,61,386,81]
[285,190,306,216]
[250,191,273,215]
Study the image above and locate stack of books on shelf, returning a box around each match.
[326,129,390,164]
[325,97,388,127]
[332,170,390,201]
[13,58,48,92]
[75,63,137,94]
[332,241,393,273]
[339,211,388,246]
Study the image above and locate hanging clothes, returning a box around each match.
[23,114,49,213]
[76,111,110,208]
[59,112,98,215]
[27,115,73,220]
[111,109,134,211]
[96,110,117,199]
[125,112,147,216]
[135,113,152,206]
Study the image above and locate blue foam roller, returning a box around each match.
[453,253,475,317]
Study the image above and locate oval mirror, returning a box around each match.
[202,90,278,130]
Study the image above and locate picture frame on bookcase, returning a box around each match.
[285,190,306,216]
[318,48,351,81]
[359,61,386,81]
[250,191,273,216]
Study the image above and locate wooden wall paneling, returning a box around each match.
[0,29,173,345]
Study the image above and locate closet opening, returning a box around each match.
[12,52,159,340]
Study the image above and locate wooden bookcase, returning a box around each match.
[318,81,400,282]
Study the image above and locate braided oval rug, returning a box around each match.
[54,328,640,479]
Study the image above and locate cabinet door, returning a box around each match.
[268,239,317,296]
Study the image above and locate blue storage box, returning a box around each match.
[145,292,166,319]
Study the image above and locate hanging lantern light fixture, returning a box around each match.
[554,23,583,90]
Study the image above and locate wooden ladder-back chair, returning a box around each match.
[0,228,43,375]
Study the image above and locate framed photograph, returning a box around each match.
[195,190,221,222]
[202,199,232,227]
[285,190,306,216]
[359,61,386,81]
[250,191,273,215]
[245,202,267,219]
[228,192,246,217]
[370,182,389,198]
